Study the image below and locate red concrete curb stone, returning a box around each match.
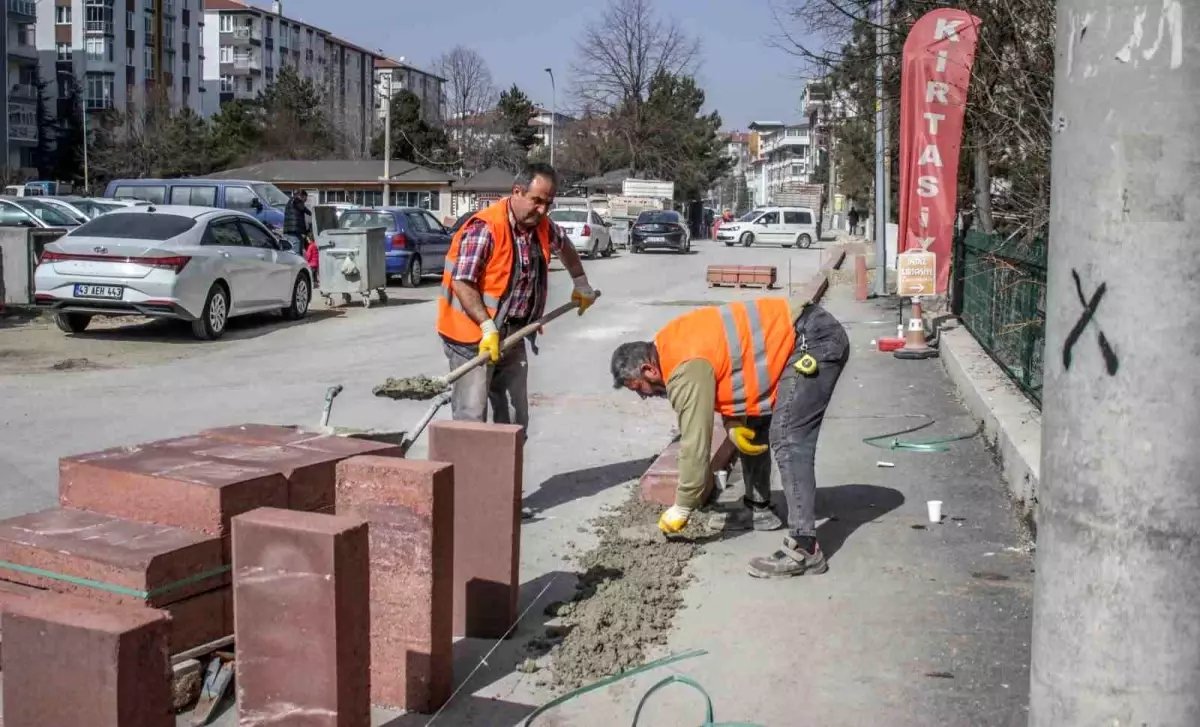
[2,590,173,727]
[233,507,371,727]
[336,456,454,712]
[0,507,226,607]
[59,447,289,537]
[639,419,736,507]
[427,420,524,639]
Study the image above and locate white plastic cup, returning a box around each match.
[715,470,729,490]
[927,500,944,523]
[897,324,904,339]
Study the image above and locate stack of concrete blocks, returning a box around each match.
[0,424,402,723]
[706,264,777,289]
[640,415,737,507]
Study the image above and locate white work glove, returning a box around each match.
[571,275,598,315]
[658,504,693,534]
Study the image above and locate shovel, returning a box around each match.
[375,293,600,453]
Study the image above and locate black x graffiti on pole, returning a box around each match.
[1062,268,1119,376]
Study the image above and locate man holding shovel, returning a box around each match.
[609,298,849,578]
[437,162,598,428]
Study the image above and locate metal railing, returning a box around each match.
[954,230,1047,407]
[85,20,114,33]
[7,0,35,15]
[8,122,35,141]
[230,25,257,41]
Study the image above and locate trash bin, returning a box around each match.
[316,227,389,308]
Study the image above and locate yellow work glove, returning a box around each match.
[571,275,597,315]
[658,505,693,534]
[478,319,500,363]
[728,426,769,456]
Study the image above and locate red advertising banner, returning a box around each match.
[897,9,981,294]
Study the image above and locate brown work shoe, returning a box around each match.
[747,537,828,579]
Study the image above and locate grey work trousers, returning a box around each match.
[443,332,530,430]
[740,304,850,539]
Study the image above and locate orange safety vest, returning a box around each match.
[655,298,797,418]
[437,198,553,344]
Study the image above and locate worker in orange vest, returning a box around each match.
[437,162,598,431]
[610,298,849,578]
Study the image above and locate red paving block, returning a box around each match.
[336,456,454,712]
[163,587,230,655]
[427,421,523,639]
[0,581,45,671]
[0,508,226,608]
[2,590,172,727]
[639,419,735,507]
[60,446,288,537]
[233,507,370,727]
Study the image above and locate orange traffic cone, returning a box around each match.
[894,297,938,360]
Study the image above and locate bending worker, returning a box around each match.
[610,297,849,578]
[437,162,598,428]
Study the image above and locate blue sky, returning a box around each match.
[278,0,811,130]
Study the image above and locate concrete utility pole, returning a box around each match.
[381,56,404,206]
[1030,1,1199,725]
[872,0,888,295]
[544,67,556,168]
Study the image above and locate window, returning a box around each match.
[56,43,72,61]
[113,185,166,203]
[56,6,71,23]
[126,10,133,29]
[0,203,37,227]
[205,219,245,246]
[548,210,588,223]
[219,45,232,62]
[86,37,109,62]
[265,18,272,37]
[421,211,444,233]
[183,60,190,77]
[219,14,233,32]
[144,47,154,78]
[785,128,803,137]
[220,75,233,92]
[144,14,151,35]
[790,164,804,177]
[783,211,813,225]
[340,211,394,230]
[169,186,217,206]
[252,184,288,207]
[403,212,429,234]
[127,47,134,64]
[224,186,257,212]
[69,213,198,240]
[758,211,779,224]
[239,220,278,249]
[244,77,253,92]
[85,74,114,110]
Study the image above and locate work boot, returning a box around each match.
[747,536,828,579]
[705,498,783,532]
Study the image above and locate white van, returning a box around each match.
[717,206,818,249]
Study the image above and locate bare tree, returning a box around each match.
[438,46,494,130]
[571,0,701,111]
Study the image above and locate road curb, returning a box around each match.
[938,324,1041,531]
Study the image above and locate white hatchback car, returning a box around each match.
[548,208,614,259]
[717,206,818,249]
[34,205,312,340]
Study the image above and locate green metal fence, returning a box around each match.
[955,231,1047,407]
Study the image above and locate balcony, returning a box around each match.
[227,25,260,44]
[8,41,37,61]
[9,84,37,100]
[232,56,261,74]
[8,117,36,143]
[7,0,34,18]
[86,20,115,34]
[163,0,175,16]
[86,95,113,110]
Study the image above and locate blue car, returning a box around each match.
[338,207,452,287]
[103,178,289,230]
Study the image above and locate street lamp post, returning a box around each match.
[381,55,404,206]
[544,67,555,168]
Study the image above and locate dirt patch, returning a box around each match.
[535,494,704,691]
[49,357,106,371]
[372,374,447,400]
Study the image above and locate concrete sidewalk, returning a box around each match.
[473,286,1034,727]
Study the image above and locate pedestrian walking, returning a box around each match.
[437,162,599,429]
[282,190,312,255]
[847,207,860,236]
[610,297,850,578]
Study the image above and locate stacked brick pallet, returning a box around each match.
[0,420,527,724]
[706,264,777,289]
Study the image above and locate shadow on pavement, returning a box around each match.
[813,483,906,560]
[522,457,655,516]
[445,570,577,701]
[379,697,534,727]
[60,308,347,345]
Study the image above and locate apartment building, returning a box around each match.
[748,120,813,204]
[3,0,38,173]
[38,0,205,116]
[202,0,379,155]
[375,56,443,127]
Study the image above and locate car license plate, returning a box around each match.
[74,284,123,300]
[648,236,666,242]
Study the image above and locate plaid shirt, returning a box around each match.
[450,210,566,322]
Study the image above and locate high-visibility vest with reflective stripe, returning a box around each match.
[655,298,796,418]
[436,197,553,344]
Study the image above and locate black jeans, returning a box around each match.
[740,305,850,539]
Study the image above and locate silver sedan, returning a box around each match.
[34,205,312,340]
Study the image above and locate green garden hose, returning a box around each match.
[851,414,981,453]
